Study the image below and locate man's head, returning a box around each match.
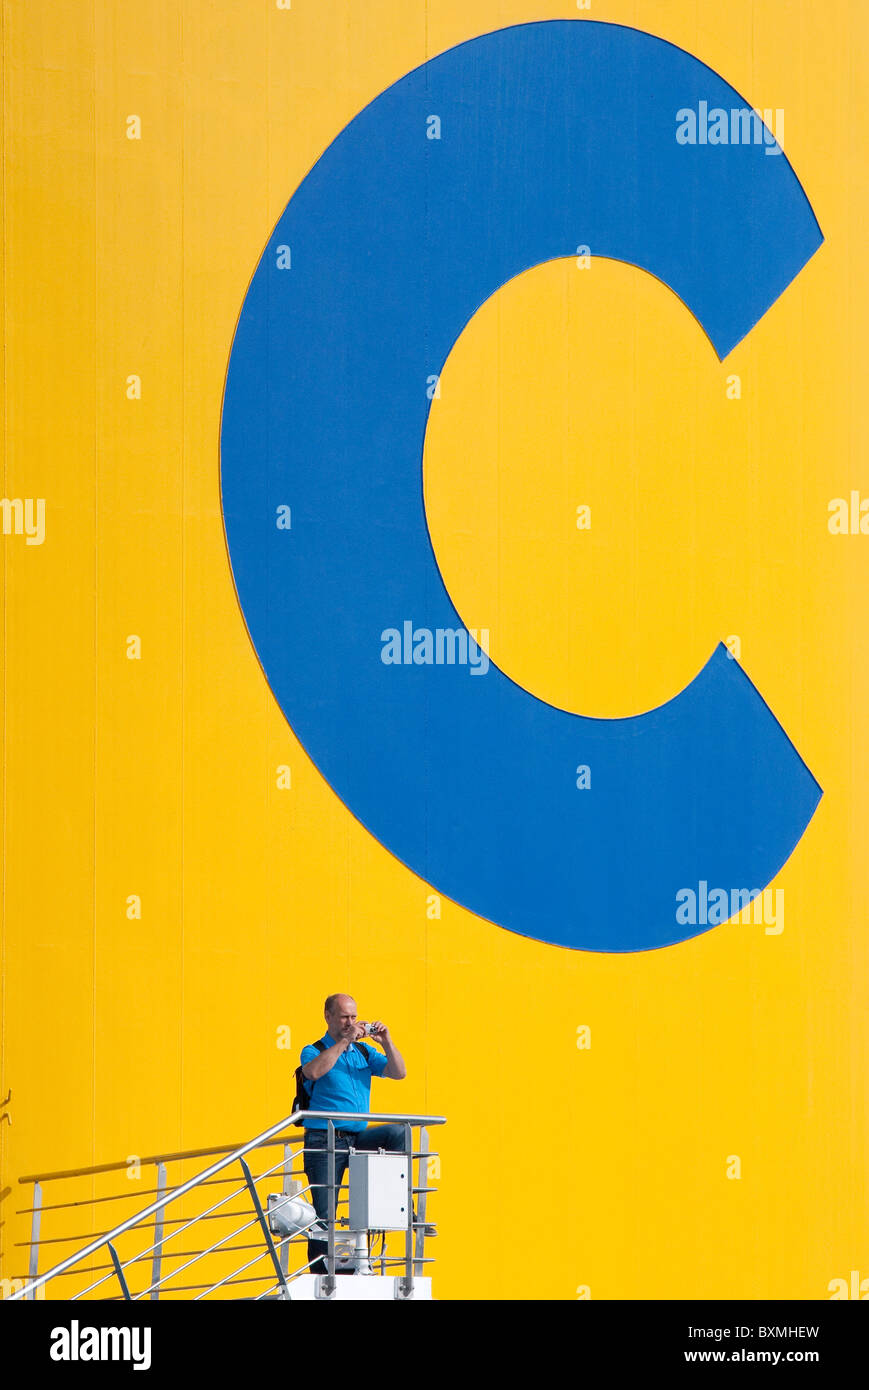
[324,993,358,1041]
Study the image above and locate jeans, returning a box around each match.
[302,1123,409,1275]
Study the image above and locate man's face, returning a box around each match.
[327,997,358,1039]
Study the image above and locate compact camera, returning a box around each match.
[360,1022,376,1036]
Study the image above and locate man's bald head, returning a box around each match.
[325,992,355,1018]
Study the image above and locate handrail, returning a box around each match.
[17,1135,295,1186]
[7,1110,445,1301]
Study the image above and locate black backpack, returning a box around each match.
[293,1039,370,1126]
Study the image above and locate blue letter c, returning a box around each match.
[221,21,823,951]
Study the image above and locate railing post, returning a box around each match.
[239,1158,290,1300]
[27,1183,42,1299]
[107,1242,132,1300]
[414,1125,429,1277]
[279,1142,293,1279]
[150,1162,166,1300]
[398,1122,414,1298]
[322,1120,336,1297]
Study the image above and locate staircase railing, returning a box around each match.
[5,1110,445,1301]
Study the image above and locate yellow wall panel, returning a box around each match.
[1,0,867,1303]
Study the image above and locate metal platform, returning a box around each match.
[290,1274,432,1300]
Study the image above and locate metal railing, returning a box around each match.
[5,1110,445,1301]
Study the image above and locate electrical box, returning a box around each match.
[348,1152,410,1230]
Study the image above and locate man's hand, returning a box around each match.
[367,1021,406,1080]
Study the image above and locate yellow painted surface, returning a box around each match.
[1,0,867,1300]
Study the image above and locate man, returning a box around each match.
[299,993,416,1274]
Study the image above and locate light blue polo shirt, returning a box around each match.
[299,1032,389,1130]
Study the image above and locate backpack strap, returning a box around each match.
[299,1039,327,1093]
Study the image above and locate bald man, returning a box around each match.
[299,993,415,1274]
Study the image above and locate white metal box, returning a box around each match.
[348,1152,410,1230]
